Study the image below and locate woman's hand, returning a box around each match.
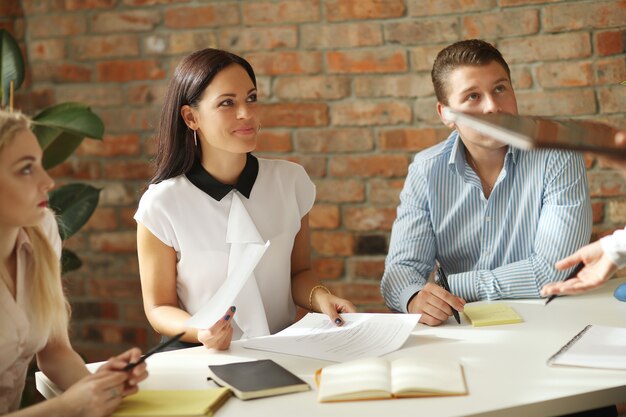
[97,347,148,397]
[57,371,128,417]
[541,241,618,296]
[312,289,356,326]
[197,307,236,350]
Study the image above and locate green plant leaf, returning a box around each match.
[0,29,25,107]
[49,184,101,240]
[32,103,105,168]
[61,248,82,274]
[39,130,84,169]
[33,102,104,141]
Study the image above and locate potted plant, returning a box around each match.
[1,28,103,272]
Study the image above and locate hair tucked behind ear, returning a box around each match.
[151,48,257,184]
[0,110,69,341]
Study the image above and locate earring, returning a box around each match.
[193,129,198,146]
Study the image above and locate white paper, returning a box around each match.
[185,240,270,329]
[240,313,420,362]
[550,325,626,370]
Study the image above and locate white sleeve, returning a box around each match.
[293,164,315,218]
[600,227,626,267]
[134,185,175,248]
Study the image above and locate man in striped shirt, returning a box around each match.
[381,39,592,326]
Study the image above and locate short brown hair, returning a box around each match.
[431,39,511,105]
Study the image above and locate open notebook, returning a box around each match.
[315,357,467,402]
[442,107,625,157]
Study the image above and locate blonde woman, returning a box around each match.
[0,110,148,416]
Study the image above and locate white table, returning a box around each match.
[37,278,626,417]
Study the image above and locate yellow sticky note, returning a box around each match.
[113,388,231,417]
[463,303,523,327]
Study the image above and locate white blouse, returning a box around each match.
[0,210,61,413]
[134,158,315,339]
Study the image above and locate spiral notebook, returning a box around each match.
[547,325,626,370]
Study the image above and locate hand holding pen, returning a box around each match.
[95,346,151,397]
[435,260,462,324]
[406,261,465,326]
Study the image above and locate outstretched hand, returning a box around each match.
[541,241,618,296]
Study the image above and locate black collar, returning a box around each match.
[185,154,258,201]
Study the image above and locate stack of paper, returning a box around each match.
[240,313,420,362]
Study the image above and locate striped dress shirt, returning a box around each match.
[381,131,592,312]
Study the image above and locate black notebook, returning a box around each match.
[207,359,310,400]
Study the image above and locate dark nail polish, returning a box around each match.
[230,306,236,312]
[335,318,343,325]
[225,314,230,321]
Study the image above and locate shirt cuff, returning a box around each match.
[448,272,479,302]
[400,283,425,313]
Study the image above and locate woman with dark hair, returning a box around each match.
[135,48,356,350]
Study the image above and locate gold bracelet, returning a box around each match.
[308,285,330,312]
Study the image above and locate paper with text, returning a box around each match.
[185,241,270,329]
[240,313,420,362]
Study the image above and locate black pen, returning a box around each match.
[544,263,585,305]
[122,332,185,371]
[435,259,461,324]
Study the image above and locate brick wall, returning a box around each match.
[2,0,625,361]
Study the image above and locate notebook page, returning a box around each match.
[550,325,626,370]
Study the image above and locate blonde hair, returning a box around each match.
[0,110,69,341]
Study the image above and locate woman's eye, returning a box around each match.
[467,93,479,101]
[219,99,234,107]
[246,93,257,103]
[20,165,33,175]
[495,85,506,93]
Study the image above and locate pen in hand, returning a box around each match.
[544,263,585,305]
[435,259,461,324]
[122,332,186,371]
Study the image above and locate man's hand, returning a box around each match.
[408,282,465,326]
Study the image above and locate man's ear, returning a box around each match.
[180,105,197,130]
[436,102,456,130]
